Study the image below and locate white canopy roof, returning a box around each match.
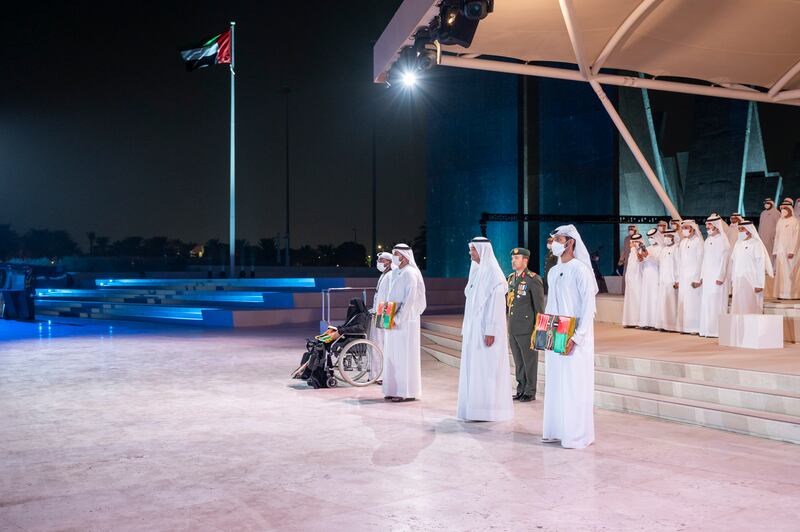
[374,0,800,105]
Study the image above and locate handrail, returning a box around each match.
[320,287,376,328]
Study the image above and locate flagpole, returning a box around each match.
[229,21,236,277]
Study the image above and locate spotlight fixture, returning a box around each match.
[385,47,420,88]
[412,27,438,72]
[415,48,437,72]
[436,0,493,48]
[463,0,494,20]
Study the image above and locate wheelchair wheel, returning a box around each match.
[326,376,338,388]
[336,339,383,387]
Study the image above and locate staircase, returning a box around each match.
[420,317,800,444]
[33,277,467,328]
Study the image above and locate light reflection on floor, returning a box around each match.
[0,317,798,531]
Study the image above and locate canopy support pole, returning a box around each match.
[589,80,681,221]
[737,102,754,216]
[592,0,663,75]
[769,57,800,97]
[559,0,680,221]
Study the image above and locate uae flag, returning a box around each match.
[179,31,231,71]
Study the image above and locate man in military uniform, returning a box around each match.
[507,247,545,402]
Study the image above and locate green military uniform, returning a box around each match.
[507,248,545,400]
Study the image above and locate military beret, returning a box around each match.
[510,247,530,257]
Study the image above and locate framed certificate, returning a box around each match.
[531,313,577,354]
[375,301,401,329]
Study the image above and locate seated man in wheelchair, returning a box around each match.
[291,298,370,388]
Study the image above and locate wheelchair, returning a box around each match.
[325,331,384,387]
[297,330,383,388]
[293,297,384,388]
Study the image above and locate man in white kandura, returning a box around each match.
[617,224,638,279]
[456,237,514,422]
[726,213,743,248]
[759,198,779,261]
[730,221,774,314]
[773,201,800,300]
[382,244,426,402]
[656,229,680,332]
[670,219,683,242]
[622,233,643,328]
[677,220,704,334]
[698,215,731,338]
[638,228,661,330]
[542,225,597,449]
[370,252,395,382]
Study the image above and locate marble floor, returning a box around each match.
[1,318,799,531]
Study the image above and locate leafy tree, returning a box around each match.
[257,237,278,265]
[142,236,168,257]
[95,236,110,256]
[0,225,20,260]
[86,231,96,256]
[110,236,143,257]
[334,241,367,267]
[21,229,79,258]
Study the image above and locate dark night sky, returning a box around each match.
[0,1,427,251]
[4,2,800,256]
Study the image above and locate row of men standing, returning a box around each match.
[759,197,800,299]
[621,207,776,338]
[371,231,597,449]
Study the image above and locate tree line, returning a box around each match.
[0,224,427,269]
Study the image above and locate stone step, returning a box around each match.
[37,300,464,328]
[595,353,800,395]
[595,386,800,444]
[420,319,462,336]
[594,367,800,417]
[420,330,800,443]
[421,320,800,395]
[422,327,800,415]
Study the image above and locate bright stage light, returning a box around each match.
[402,71,417,87]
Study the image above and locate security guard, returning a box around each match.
[507,247,545,402]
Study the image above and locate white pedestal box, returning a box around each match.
[718,314,784,349]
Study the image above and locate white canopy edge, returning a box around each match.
[373,0,800,107]
[373,0,800,221]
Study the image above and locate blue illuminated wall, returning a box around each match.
[534,79,617,275]
[426,69,519,277]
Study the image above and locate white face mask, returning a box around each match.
[376,262,387,273]
[546,243,552,250]
[649,238,657,245]
[551,241,566,257]
[764,203,771,210]
[665,238,674,247]
[737,232,747,241]
[391,255,401,267]
[682,229,690,237]
[628,230,635,235]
